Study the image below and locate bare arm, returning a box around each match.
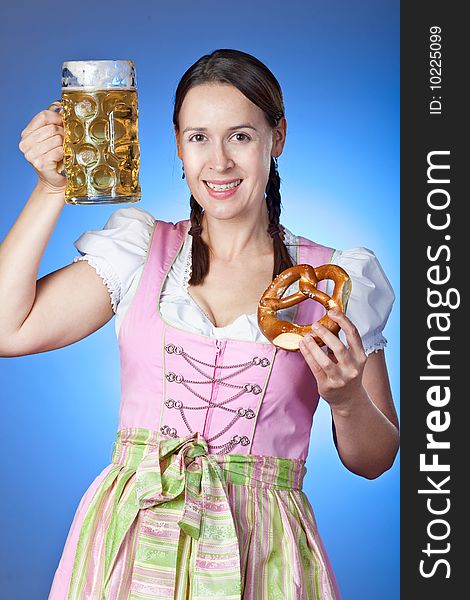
[329,349,399,479]
[0,105,114,357]
[299,309,399,479]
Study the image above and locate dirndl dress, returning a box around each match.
[48,217,345,599]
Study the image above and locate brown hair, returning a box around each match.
[173,48,293,285]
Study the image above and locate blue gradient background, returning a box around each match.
[0,1,399,598]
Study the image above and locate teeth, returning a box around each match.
[206,179,241,191]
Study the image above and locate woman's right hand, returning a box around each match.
[18,101,66,193]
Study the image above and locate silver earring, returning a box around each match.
[182,165,185,180]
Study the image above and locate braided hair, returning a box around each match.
[173,49,293,285]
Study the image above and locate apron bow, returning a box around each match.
[135,432,215,539]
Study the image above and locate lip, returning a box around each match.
[203,179,243,199]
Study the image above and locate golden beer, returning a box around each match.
[61,61,141,205]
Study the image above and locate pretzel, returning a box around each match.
[257,264,352,351]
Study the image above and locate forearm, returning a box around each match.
[0,180,65,338]
[330,386,400,479]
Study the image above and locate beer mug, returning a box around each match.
[61,60,141,205]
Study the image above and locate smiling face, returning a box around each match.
[175,83,286,223]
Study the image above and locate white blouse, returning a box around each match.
[72,206,395,355]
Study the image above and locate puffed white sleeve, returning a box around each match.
[325,247,396,355]
[72,206,156,313]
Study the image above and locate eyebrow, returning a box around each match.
[182,124,258,134]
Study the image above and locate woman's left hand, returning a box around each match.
[299,309,368,411]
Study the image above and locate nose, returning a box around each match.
[209,140,235,172]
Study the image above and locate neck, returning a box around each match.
[200,205,273,262]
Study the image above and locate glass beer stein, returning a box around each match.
[61,60,141,205]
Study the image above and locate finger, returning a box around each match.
[25,134,64,159]
[327,309,366,360]
[25,135,64,167]
[42,151,66,178]
[48,100,63,113]
[301,333,334,371]
[22,108,64,136]
[34,146,66,179]
[299,338,327,383]
[311,321,349,362]
[42,144,65,166]
[20,123,64,149]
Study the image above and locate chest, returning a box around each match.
[188,256,274,328]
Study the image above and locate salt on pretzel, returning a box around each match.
[257,264,352,351]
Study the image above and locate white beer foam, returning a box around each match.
[62,60,136,90]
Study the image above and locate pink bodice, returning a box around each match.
[117,219,334,461]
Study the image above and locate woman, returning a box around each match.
[2,49,399,599]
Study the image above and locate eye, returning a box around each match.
[233,133,250,142]
[188,133,206,142]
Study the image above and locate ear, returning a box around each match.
[174,126,183,160]
[272,117,287,158]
